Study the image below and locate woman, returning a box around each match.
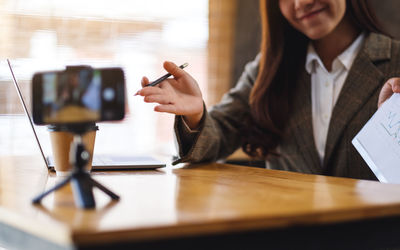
[137,0,400,180]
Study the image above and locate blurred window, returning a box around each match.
[0,0,208,156]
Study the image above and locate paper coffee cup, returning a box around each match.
[48,123,98,176]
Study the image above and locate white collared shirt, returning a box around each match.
[305,33,365,165]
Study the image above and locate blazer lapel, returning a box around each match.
[323,33,391,170]
[289,69,321,173]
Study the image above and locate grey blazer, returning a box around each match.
[173,32,400,180]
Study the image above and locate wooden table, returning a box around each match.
[2,153,400,250]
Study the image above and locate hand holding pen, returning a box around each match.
[146,62,189,87]
[135,62,188,94]
[136,61,204,129]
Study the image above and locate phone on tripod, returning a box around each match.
[30,65,124,208]
[32,66,125,125]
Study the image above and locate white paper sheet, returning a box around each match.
[352,93,400,183]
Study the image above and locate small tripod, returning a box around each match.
[32,125,120,209]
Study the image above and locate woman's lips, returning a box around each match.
[298,7,327,20]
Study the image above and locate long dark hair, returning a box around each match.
[242,0,388,158]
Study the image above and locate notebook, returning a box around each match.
[8,59,166,170]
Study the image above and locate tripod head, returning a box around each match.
[70,133,91,173]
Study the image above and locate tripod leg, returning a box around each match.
[32,176,72,204]
[71,176,96,209]
[88,177,120,200]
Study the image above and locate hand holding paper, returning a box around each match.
[353,93,400,183]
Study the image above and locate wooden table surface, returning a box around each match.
[2,153,400,249]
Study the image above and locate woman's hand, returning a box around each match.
[378,78,400,108]
[137,61,204,129]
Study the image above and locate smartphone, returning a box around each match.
[32,67,125,125]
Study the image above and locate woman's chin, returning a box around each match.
[303,27,333,40]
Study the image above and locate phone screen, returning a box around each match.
[32,67,125,125]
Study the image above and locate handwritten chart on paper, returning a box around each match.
[352,94,400,183]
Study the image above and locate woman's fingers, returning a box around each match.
[390,78,400,92]
[154,104,176,114]
[137,86,164,96]
[141,76,150,87]
[134,77,151,95]
[378,78,400,108]
[144,94,171,105]
[163,61,186,78]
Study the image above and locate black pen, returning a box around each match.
[146,62,189,87]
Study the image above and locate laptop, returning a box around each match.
[8,59,166,170]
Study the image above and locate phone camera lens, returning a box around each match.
[103,88,115,101]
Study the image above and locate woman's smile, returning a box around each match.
[280,0,347,40]
[297,6,328,21]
